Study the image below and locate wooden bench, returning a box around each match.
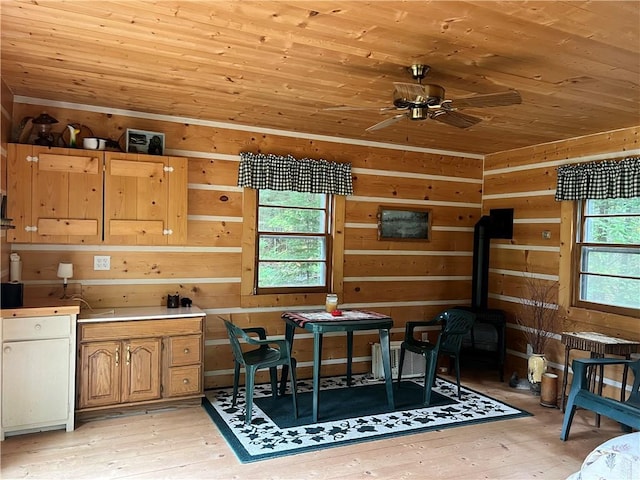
[561,357,640,441]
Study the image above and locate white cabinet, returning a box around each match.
[1,310,77,440]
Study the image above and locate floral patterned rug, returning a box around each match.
[203,374,531,463]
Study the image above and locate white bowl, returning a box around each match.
[83,137,106,150]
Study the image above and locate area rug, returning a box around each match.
[203,374,531,463]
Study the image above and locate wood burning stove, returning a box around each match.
[457,209,513,382]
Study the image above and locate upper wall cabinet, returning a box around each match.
[104,152,187,245]
[7,144,103,244]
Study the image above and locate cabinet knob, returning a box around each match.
[183,348,190,354]
[3,346,11,354]
[183,378,190,384]
[34,323,42,330]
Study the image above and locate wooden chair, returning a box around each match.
[223,320,298,425]
[397,308,476,405]
[560,357,640,441]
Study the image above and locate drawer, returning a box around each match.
[166,365,202,397]
[2,315,71,341]
[80,317,203,342]
[167,335,201,367]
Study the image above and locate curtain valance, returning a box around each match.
[237,152,353,196]
[555,157,640,201]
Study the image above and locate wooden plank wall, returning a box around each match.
[0,78,14,282]
[484,126,640,397]
[10,100,483,388]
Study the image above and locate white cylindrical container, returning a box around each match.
[9,253,21,282]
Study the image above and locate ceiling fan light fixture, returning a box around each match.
[409,108,428,121]
[410,64,430,80]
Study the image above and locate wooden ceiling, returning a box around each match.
[1,1,639,155]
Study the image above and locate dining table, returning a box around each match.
[279,309,395,422]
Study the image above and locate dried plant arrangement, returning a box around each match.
[515,275,559,354]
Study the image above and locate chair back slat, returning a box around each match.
[437,309,476,353]
[223,319,248,366]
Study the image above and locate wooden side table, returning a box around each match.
[560,332,640,424]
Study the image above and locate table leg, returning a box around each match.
[595,353,604,428]
[560,346,571,412]
[621,354,631,402]
[346,331,353,386]
[379,328,395,410]
[279,321,296,396]
[312,332,323,423]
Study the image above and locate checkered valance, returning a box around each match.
[237,152,353,196]
[555,157,640,201]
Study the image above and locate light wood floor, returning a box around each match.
[1,374,624,480]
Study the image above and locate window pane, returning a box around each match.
[259,190,326,208]
[259,235,326,260]
[586,198,640,216]
[258,261,326,288]
[258,207,326,233]
[584,217,640,244]
[581,246,640,276]
[580,274,640,309]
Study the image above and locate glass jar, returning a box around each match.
[325,293,338,313]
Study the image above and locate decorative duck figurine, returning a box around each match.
[67,124,80,148]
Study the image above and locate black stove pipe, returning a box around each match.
[471,215,492,310]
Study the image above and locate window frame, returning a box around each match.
[254,190,334,295]
[571,199,640,317]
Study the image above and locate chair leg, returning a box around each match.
[454,355,462,399]
[232,362,240,406]
[423,352,438,406]
[289,358,298,419]
[245,366,256,425]
[397,345,406,387]
[269,366,278,399]
[560,404,577,441]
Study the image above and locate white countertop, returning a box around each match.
[78,305,205,323]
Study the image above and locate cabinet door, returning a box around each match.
[7,144,103,244]
[2,338,70,428]
[166,156,188,245]
[104,152,187,245]
[6,144,33,242]
[31,146,103,244]
[104,152,169,245]
[78,341,121,408]
[122,338,161,403]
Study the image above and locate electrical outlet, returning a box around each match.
[94,255,111,271]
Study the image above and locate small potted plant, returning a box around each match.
[515,275,559,394]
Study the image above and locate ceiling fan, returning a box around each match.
[327,64,522,132]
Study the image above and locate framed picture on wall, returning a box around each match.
[125,129,165,155]
[377,206,432,241]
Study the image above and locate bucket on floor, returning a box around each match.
[540,372,558,408]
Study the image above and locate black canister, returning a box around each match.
[1,282,24,309]
[167,293,180,308]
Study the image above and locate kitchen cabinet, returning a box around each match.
[1,305,79,440]
[7,144,103,244]
[77,306,204,413]
[6,145,188,245]
[78,338,161,408]
[104,152,187,245]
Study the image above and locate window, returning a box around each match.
[255,189,332,293]
[574,197,640,316]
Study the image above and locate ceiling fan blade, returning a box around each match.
[433,111,482,129]
[366,113,407,132]
[392,82,426,100]
[452,90,522,109]
[324,105,397,112]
